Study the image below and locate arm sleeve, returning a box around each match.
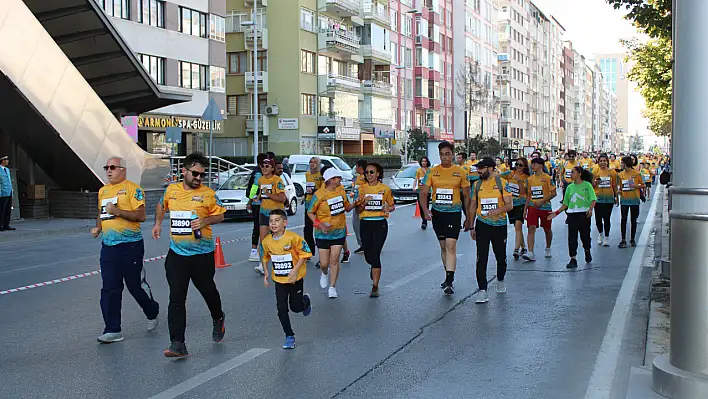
[130,186,146,210]
[385,187,394,206]
[307,193,320,214]
[159,186,169,207]
[421,169,432,187]
[209,193,227,216]
[296,235,313,258]
[460,175,470,188]
[260,239,271,265]
[562,187,571,207]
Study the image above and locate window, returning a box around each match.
[391,42,398,65]
[210,14,225,42]
[404,48,412,68]
[301,50,315,74]
[390,10,398,31]
[301,8,315,32]
[227,96,242,116]
[404,16,413,37]
[179,7,208,38]
[138,54,165,84]
[210,67,226,92]
[139,0,164,27]
[301,94,316,116]
[178,61,208,90]
[228,52,247,74]
[100,0,129,19]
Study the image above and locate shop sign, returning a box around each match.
[278,118,299,130]
[373,127,395,139]
[137,114,223,134]
[317,126,336,140]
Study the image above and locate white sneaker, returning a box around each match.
[603,237,610,247]
[496,280,506,293]
[328,286,338,298]
[545,248,552,258]
[319,273,328,289]
[97,332,124,343]
[254,263,265,275]
[597,235,603,245]
[522,252,536,262]
[248,249,259,262]
[147,316,159,331]
[475,290,489,304]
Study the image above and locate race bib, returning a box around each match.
[565,169,572,179]
[271,253,294,276]
[643,174,651,182]
[306,182,316,195]
[480,197,499,216]
[622,179,632,191]
[507,182,520,197]
[469,165,477,173]
[418,177,424,186]
[327,196,345,216]
[170,211,193,235]
[531,185,544,199]
[260,184,273,199]
[364,194,384,212]
[599,176,611,188]
[434,188,454,205]
[100,197,118,220]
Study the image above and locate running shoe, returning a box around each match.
[421,223,427,230]
[545,248,552,258]
[496,280,507,293]
[328,287,338,298]
[319,273,328,289]
[370,286,380,298]
[341,251,351,263]
[164,341,188,358]
[597,235,603,245]
[585,250,592,263]
[522,252,536,262]
[513,249,520,260]
[147,316,159,331]
[630,240,637,247]
[443,285,454,295]
[97,332,123,344]
[212,314,225,342]
[520,248,528,256]
[248,249,259,262]
[314,261,321,269]
[283,336,295,349]
[354,247,364,254]
[603,237,610,247]
[618,241,628,249]
[475,290,489,304]
[566,258,578,269]
[254,263,265,275]
[302,294,312,316]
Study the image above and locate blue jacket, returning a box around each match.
[0,166,12,197]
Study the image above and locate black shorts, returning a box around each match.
[316,237,346,249]
[259,212,270,226]
[645,182,652,188]
[508,204,525,224]
[431,209,461,241]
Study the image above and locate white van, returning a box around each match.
[288,154,354,196]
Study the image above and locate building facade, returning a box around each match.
[595,53,629,152]
[559,40,574,151]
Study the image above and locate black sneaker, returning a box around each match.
[520,248,528,256]
[421,223,427,230]
[585,250,592,263]
[630,240,637,247]
[212,314,225,342]
[314,261,321,269]
[443,285,454,295]
[440,281,447,289]
[370,285,380,298]
[566,258,578,269]
[354,247,365,254]
[341,251,350,263]
[164,341,188,358]
[513,249,520,260]
[618,241,628,248]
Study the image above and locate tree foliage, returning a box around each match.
[605,0,672,39]
[455,60,491,139]
[468,135,502,158]
[403,128,429,163]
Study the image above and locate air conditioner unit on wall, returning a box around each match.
[265,105,279,116]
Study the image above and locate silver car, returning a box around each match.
[216,172,299,219]
[389,163,421,203]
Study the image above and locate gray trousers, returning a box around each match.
[352,209,362,246]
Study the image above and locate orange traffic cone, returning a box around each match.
[413,202,421,218]
[214,237,231,268]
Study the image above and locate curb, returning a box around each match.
[0,223,93,243]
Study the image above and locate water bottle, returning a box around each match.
[191,210,202,239]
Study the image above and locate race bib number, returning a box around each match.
[434,188,454,205]
[100,197,118,220]
[565,169,572,179]
[507,183,520,197]
[327,196,345,216]
[364,194,384,212]
[306,182,316,195]
[531,186,544,200]
[599,176,611,188]
[170,211,193,235]
[643,174,651,182]
[271,253,294,276]
[480,198,499,216]
[622,179,632,191]
[469,165,477,173]
[418,177,424,186]
[260,184,273,199]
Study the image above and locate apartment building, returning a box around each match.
[589,62,602,150]
[97,0,227,155]
[595,53,629,152]
[559,41,574,150]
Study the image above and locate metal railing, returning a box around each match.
[169,156,252,188]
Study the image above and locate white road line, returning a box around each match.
[148,348,270,399]
[583,186,660,399]
[385,254,463,291]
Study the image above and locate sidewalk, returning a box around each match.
[0,218,94,243]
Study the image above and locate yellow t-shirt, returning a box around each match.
[415,167,427,191]
[640,168,653,183]
[580,158,595,170]
[593,168,618,204]
[560,160,579,183]
[609,159,622,170]
[260,230,312,284]
[355,174,367,187]
[161,183,226,256]
[526,173,555,211]
[618,169,645,206]
[472,177,511,226]
[98,180,145,246]
[304,171,324,205]
[466,160,480,181]
[506,171,529,206]
[308,186,351,240]
[421,165,471,212]
[354,182,395,220]
[257,175,285,216]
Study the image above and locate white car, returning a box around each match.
[214,164,256,187]
[288,154,354,196]
[216,171,299,219]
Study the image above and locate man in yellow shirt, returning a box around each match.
[559,150,579,199]
[92,157,159,344]
[253,158,286,275]
[303,157,323,267]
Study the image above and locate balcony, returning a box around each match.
[244,0,267,5]
[415,97,430,108]
[246,114,269,136]
[362,2,390,27]
[318,0,362,19]
[361,80,392,97]
[429,98,440,110]
[428,39,441,53]
[500,93,511,103]
[319,73,361,96]
[244,27,268,49]
[362,45,392,64]
[428,69,440,81]
[319,29,363,63]
[415,34,430,48]
[414,65,429,77]
[245,71,268,92]
[360,117,393,130]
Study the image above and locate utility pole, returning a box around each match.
[652,0,708,397]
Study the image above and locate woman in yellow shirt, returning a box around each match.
[414,157,431,230]
[507,158,530,259]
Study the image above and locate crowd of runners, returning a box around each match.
[90,144,667,357]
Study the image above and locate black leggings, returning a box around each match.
[304,210,315,254]
[620,204,640,241]
[475,221,507,291]
[360,219,388,268]
[274,279,307,337]
[567,213,592,257]
[251,204,260,246]
[594,202,614,237]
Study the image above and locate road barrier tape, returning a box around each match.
[0,224,306,296]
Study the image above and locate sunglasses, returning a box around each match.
[262,164,273,169]
[365,170,377,175]
[187,169,207,178]
[103,165,124,171]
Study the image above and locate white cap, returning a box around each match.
[323,168,343,182]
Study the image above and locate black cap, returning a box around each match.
[476,157,496,168]
[531,157,545,165]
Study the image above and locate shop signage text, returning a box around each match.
[278,118,299,130]
[138,114,223,134]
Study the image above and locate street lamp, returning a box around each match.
[242,7,258,164]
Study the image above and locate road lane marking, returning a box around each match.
[148,348,270,399]
[583,186,660,399]
[385,254,463,291]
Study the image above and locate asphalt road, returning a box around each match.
[0,191,658,399]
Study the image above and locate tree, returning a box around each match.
[403,128,429,162]
[455,60,490,140]
[605,0,672,40]
[630,133,645,152]
[468,135,502,158]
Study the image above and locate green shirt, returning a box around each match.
[562,181,597,213]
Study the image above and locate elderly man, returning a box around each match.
[92,157,159,343]
[0,155,14,231]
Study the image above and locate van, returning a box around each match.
[288,154,354,196]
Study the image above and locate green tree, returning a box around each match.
[403,128,429,162]
[605,0,672,40]
[630,133,645,152]
[468,135,502,158]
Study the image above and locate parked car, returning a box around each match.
[288,154,354,196]
[390,163,423,203]
[216,171,299,220]
[214,164,255,186]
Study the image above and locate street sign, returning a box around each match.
[278,118,299,130]
[201,98,224,121]
[166,127,182,144]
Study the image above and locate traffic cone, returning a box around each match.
[413,202,421,218]
[214,237,231,268]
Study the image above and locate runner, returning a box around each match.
[419,141,471,295]
[246,153,268,262]
[639,162,654,198]
[523,157,557,261]
[260,209,313,349]
[152,153,227,358]
[414,156,431,230]
[456,152,471,217]
[591,154,619,247]
[92,157,159,343]
[579,152,595,170]
[507,157,529,260]
[307,168,357,298]
[303,157,324,268]
[559,150,580,199]
[547,166,596,269]
[253,158,286,275]
[470,157,513,303]
[354,162,395,298]
[467,152,480,183]
[351,159,368,255]
[495,157,509,177]
[618,156,645,248]
[609,154,621,173]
